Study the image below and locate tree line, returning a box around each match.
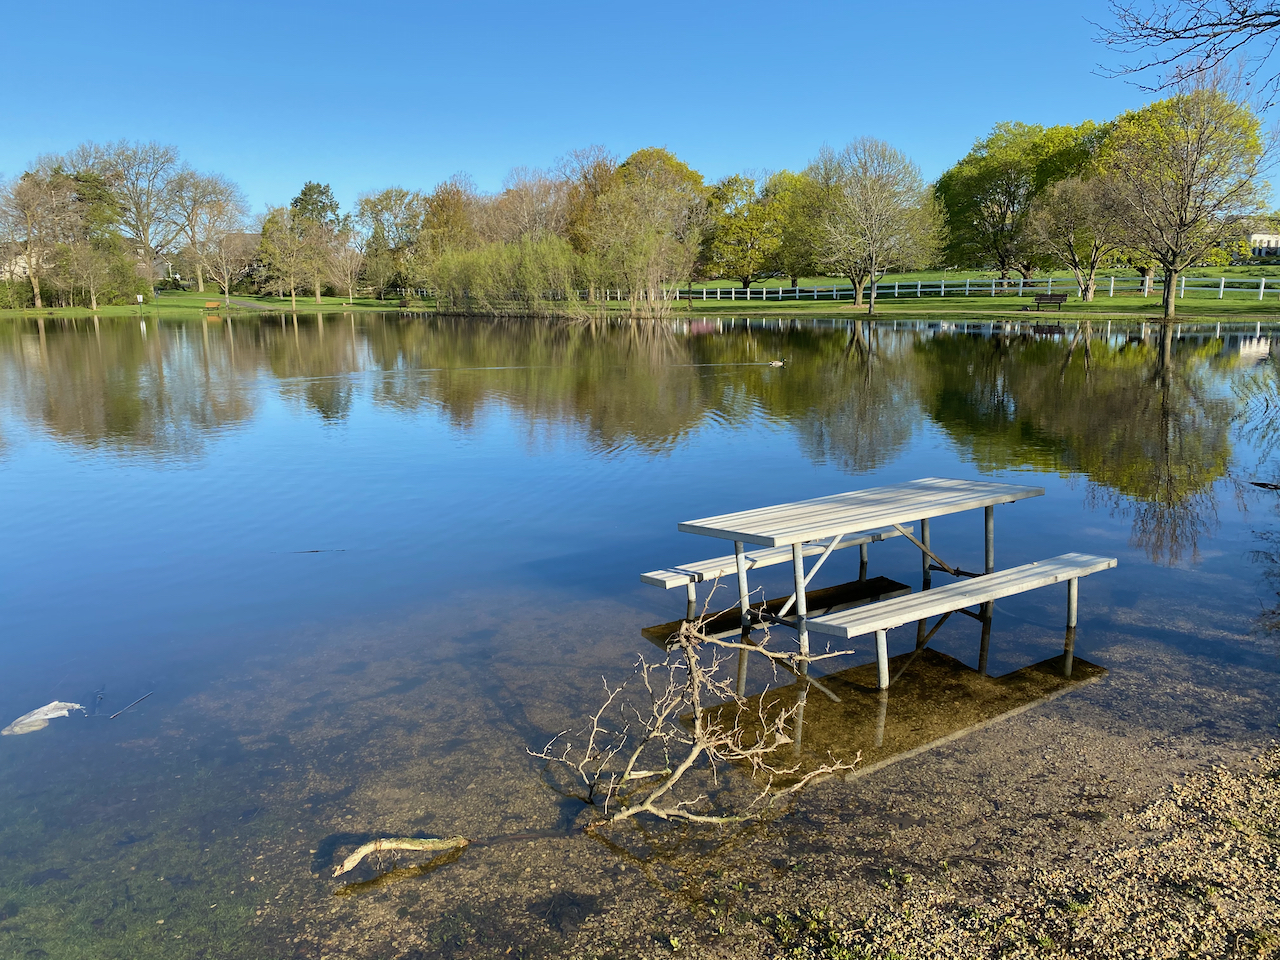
[0,73,1268,319]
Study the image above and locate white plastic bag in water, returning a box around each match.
[2,701,86,736]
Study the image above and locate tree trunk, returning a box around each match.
[89,287,98,311]
[290,284,297,312]
[29,272,42,310]
[850,274,867,307]
[1083,278,1095,302]
[740,278,751,289]
[1138,266,1155,297]
[1162,268,1177,319]
[314,279,322,304]
[195,263,204,293]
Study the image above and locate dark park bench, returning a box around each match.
[1032,293,1068,311]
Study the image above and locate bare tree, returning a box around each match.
[488,167,568,243]
[0,165,80,308]
[1099,2,1280,103]
[819,138,940,312]
[61,240,114,310]
[202,216,256,306]
[329,228,365,304]
[1030,176,1124,300]
[533,617,856,827]
[78,141,184,295]
[170,169,245,293]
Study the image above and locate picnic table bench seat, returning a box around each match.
[641,525,910,595]
[806,553,1116,688]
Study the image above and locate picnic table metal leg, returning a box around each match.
[791,543,810,667]
[686,581,697,621]
[874,689,888,747]
[735,541,750,696]
[920,518,931,588]
[1062,625,1076,679]
[859,542,869,581]
[985,506,994,574]
[978,604,992,675]
[875,628,889,689]
[1066,577,1078,628]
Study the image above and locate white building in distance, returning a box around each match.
[1249,233,1280,256]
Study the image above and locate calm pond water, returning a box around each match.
[0,313,1276,958]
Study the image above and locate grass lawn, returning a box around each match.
[0,289,424,320]
[677,290,1280,321]
[7,279,1280,323]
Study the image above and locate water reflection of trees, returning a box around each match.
[0,317,258,459]
[918,324,1233,564]
[360,317,919,467]
[0,315,922,469]
[0,315,1250,563]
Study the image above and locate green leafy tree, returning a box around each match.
[258,206,310,310]
[766,170,822,288]
[1098,78,1268,319]
[936,122,1097,278]
[704,175,781,288]
[1030,175,1123,300]
[291,182,342,303]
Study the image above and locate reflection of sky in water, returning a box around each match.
[0,315,1276,957]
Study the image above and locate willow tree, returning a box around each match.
[1099,78,1268,319]
[587,148,708,315]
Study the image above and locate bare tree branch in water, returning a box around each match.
[532,615,856,827]
[1097,2,1280,102]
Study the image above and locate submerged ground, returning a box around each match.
[0,314,1276,958]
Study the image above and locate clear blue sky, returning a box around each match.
[3,0,1164,212]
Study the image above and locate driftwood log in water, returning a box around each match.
[333,837,469,877]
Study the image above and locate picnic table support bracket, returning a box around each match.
[929,564,983,578]
[895,521,958,579]
[875,629,889,689]
[734,541,750,696]
[776,534,844,619]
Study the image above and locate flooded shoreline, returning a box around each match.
[0,315,1276,958]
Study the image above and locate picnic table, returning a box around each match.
[677,478,1042,667]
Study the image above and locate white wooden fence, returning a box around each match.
[402,276,1280,303]
[665,276,1280,301]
